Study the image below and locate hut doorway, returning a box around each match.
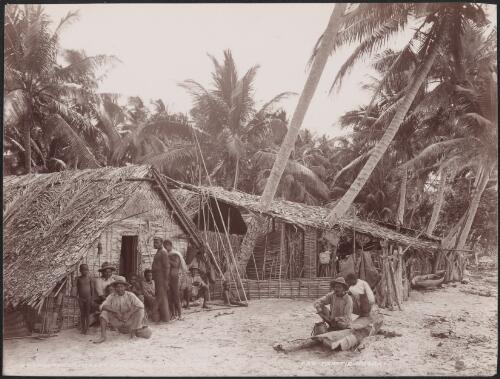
[120,236,139,280]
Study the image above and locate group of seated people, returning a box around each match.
[313,273,375,334]
[73,240,212,343]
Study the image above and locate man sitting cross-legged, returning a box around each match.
[94,277,145,344]
[313,277,353,332]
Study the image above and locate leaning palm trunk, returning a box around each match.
[455,163,491,251]
[235,3,347,275]
[426,168,447,236]
[435,164,491,279]
[327,32,443,224]
[397,169,407,226]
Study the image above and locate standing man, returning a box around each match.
[94,277,145,344]
[164,239,188,319]
[152,237,171,323]
[93,262,119,305]
[313,277,353,331]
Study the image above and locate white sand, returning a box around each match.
[3,273,497,376]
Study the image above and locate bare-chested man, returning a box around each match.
[152,237,170,322]
[164,240,187,319]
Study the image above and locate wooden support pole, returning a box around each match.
[388,247,403,311]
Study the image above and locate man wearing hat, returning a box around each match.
[94,277,145,344]
[313,277,353,331]
[93,262,120,304]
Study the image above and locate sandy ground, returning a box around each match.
[3,270,497,376]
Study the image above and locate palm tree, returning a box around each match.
[236,3,347,276]
[398,24,497,273]
[94,94,203,182]
[4,5,119,173]
[325,3,488,223]
[180,50,295,189]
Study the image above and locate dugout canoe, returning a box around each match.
[411,271,445,289]
[273,313,384,353]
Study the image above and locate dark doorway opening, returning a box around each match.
[120,235,139,280]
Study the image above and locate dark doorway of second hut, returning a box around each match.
[120,236,139,280]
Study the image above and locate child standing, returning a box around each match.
[73,264,94,334]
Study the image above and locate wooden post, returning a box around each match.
[279,223,285,298]
[381,241,394,310]
[388,247,403,311]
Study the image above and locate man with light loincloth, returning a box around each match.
[165,239,188,319]
[94,277,145,343]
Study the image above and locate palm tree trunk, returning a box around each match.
[455,164,491,251]
[327,32,443,224]
[397,169,407,226]
[23,109,32,174]
[259,3,346,208]
[426,168,447,235]
[235,3,347,274]
[233,158,239,190]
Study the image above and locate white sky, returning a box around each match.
[43,3,497,137]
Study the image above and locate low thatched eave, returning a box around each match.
[169,181,441,252]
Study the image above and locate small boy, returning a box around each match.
[74,264,94,334]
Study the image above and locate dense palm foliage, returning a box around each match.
[3,4,496,258]
[180,49,331,203]
[4,5,119,174]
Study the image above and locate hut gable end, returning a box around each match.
[3,166,197,309]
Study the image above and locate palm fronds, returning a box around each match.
[252,150,330,200]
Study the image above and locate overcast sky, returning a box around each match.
[43,3,497,137]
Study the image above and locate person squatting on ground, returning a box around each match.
[222,280,248,307]
[188,249,210,309]
[345,272,375,317]
[94,277,146,344]
[165,239,188,319]
[73,264,94,334]
[313,277,353,331]
[142,269,160,322]
[152,237,171,322]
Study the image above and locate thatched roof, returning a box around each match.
[169,182,441,252]
[3,165,204,308]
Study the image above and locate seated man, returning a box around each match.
[313,277,353,331]
[129,274,145,303]
[94,277,145,344]
[188,250,210,309]
[142,269,159,322]
[345,272,375,317]
[222,280,248,307]
[93,262,120,306]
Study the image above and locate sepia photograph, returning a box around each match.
[2,2,498,376]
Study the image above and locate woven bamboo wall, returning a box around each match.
[209,278,333,300]
[246,221,305,280]
[303,227,318,278]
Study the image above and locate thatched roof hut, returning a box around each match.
[169,182,441,252]
[3,165,206,309]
